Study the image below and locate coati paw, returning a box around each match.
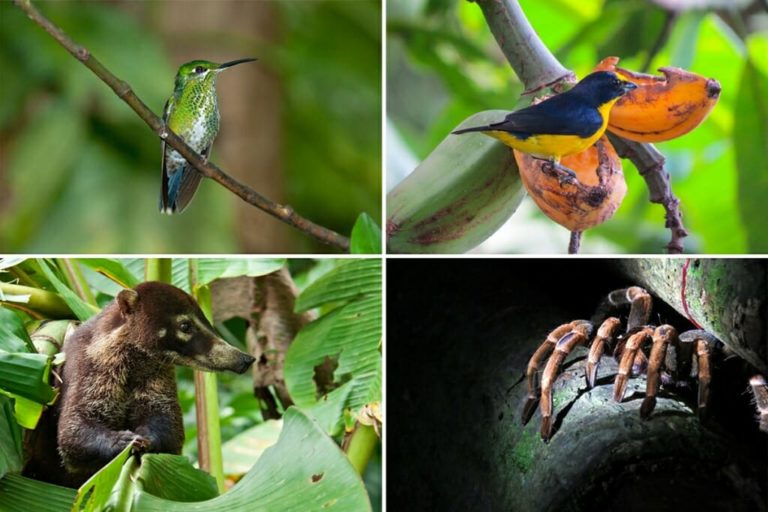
[130,435,151,454]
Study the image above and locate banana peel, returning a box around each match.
[515,136,627,233]
[387,110,525,253]
[595,56,720,143]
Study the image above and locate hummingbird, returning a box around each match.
[160,58,256,214]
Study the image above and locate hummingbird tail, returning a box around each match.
[160,167,203,214]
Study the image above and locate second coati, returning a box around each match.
[23,281,255,487]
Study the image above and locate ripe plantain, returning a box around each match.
[387,111,525,254]
[595,56,720,143]
[515,136,626,233]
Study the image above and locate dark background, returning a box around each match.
[387,259,767,511]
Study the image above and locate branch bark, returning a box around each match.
[13,0,350,252]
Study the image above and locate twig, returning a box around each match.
[568,231,582,254]
[13,0,350,252]
[608,134,687,253]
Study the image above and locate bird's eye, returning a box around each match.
[179,321,192,333]
[194,66,205,74]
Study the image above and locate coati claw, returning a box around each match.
[130,435,151,454]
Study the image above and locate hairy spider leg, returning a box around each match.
[539,321,594,442]
[585,317,622,388]
[613,327,654,402]
[679,330,719,420]
[749,375,768,433]
[597,287,652,332]
[640,325,677,419]
[522,321,590,425]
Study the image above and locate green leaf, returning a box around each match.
[0,307,34,353]
[286,260,381,433]
[132,408,371,511]
[73,443,133,512]
[76,258,141,288]
[735,42,768,253]
[194,259,287,287]
[350,213,382,254]
[0,396,24,477]
[0,474,77,512]
[295,259,381,313]
[0,352,57,405]
[136,454,219,502]
[36,259,99,321]
[220,419,283,476]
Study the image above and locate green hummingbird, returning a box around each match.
[160,58,256,214]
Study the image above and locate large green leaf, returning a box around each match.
[163,259,286,292]
[136,454,219,502]
[76,258,141,289]
[220,419,283,476]
[0,352,56,404]
[0,396,24,478]
[286,260,381,433]
[36,259,99,321]
[0,474,77,512]
[132,408,371,511]
[73,443,133,512]
[295,259,381,312]
[0,306,34,353]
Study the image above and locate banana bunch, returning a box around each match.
[387,110,525,254]
[596,56,721,142]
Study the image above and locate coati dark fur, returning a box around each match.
[23,281,255,487]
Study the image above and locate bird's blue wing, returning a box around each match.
[487,94,604,139]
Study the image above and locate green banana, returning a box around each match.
[387,110,525,253]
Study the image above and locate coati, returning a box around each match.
[23,281,255,487]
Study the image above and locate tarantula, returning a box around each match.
[521,286,768,442]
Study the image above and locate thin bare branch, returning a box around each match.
[13,0,350,252]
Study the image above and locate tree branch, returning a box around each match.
[608,135,688,253]
[473,0,572,91]
[13,0,350,252]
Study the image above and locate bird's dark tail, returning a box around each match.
[451,125,492,135]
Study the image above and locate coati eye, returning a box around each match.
[194,66,205,74]
[179,321,192,333]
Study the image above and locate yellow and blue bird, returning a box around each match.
[160,58,256,214]
[452,71,637,184]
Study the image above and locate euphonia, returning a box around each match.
[452,71,637,185]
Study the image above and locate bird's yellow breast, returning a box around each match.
[486,99,617,161]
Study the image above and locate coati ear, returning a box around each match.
[117,289,139,318]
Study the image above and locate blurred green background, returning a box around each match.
[0,0,381,254]
[387,0,768,253]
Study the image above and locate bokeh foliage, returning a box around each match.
[388,0,768,253]
[0,0,381,253]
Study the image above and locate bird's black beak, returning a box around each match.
[621,81,638,93]
[218,58,257,70]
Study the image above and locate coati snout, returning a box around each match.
[23,281,255,488]
[116,283,256,374]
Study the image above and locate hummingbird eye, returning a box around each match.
[194,66,205,74]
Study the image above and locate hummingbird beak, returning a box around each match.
[217,58,257,72]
